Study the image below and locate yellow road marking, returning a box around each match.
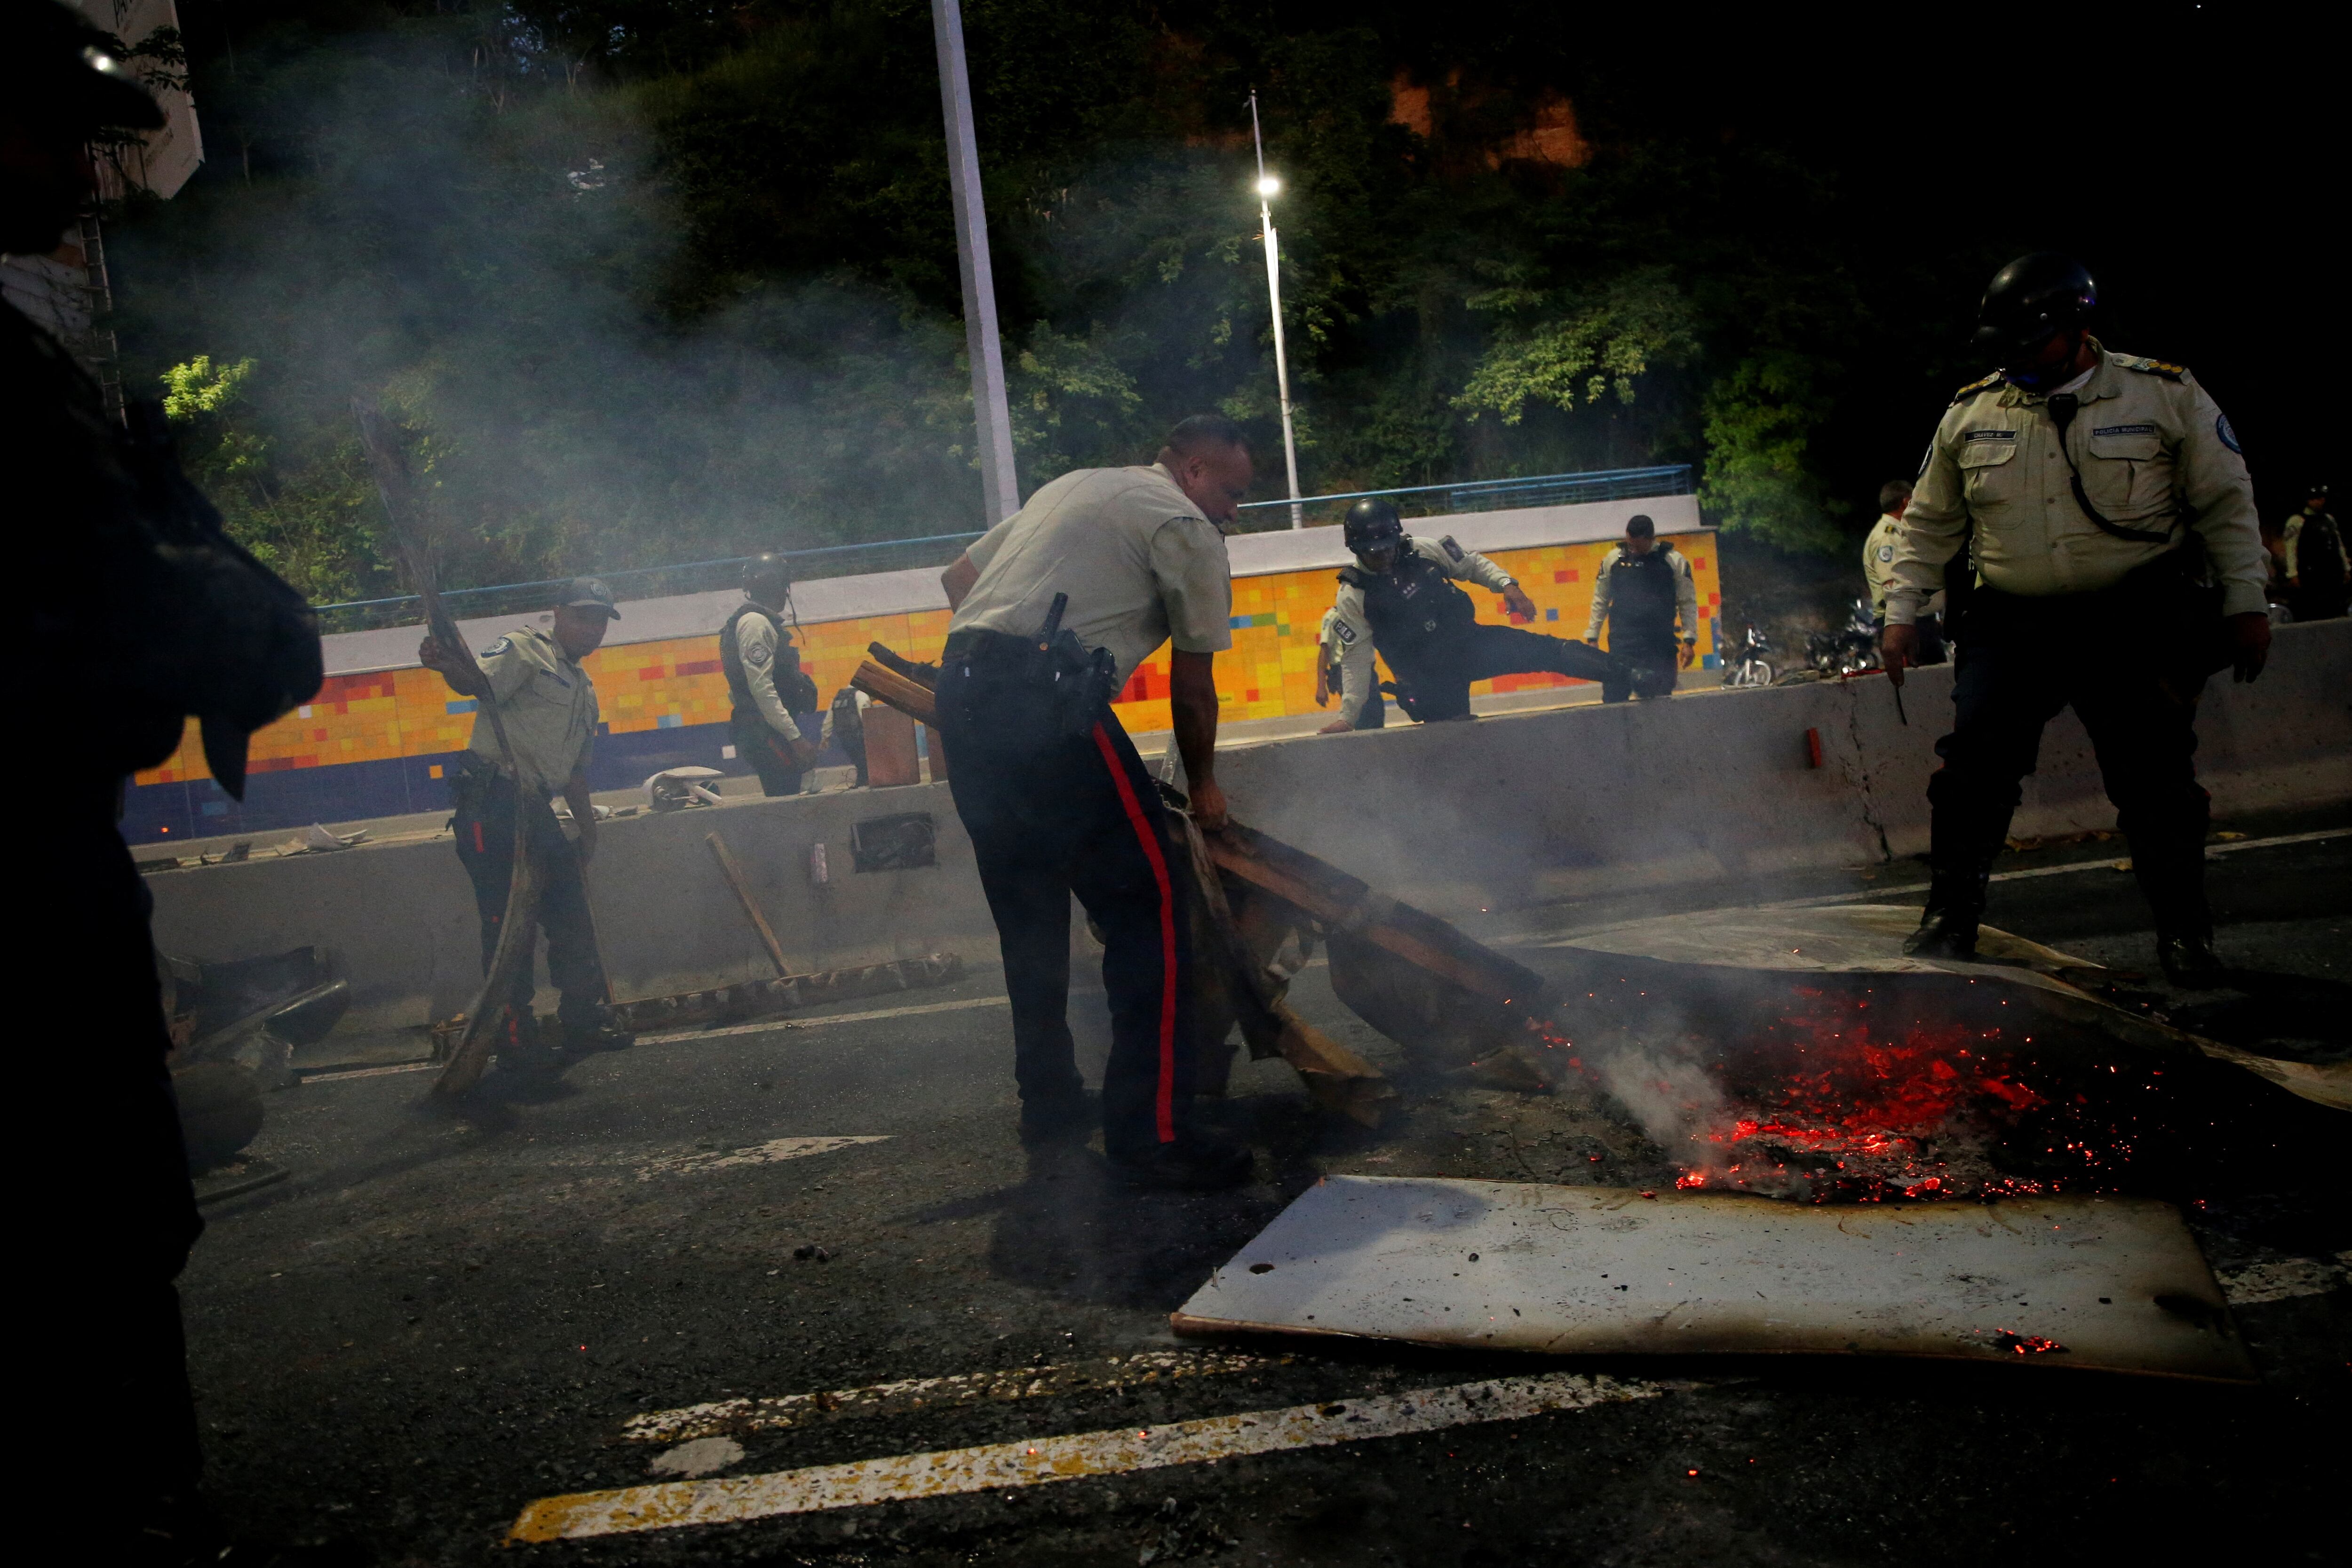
[510,1371,1661,1543]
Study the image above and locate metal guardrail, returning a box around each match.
[1229,464,1692,533]
[310,465,1694,634]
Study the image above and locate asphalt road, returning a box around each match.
[184,823,2351,1566]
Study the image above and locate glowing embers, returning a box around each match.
[1583,991,2171,1203]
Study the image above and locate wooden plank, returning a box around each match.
[850,660,938,726]
[862,704,922,788]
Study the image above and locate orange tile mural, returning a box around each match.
[135,533,1717,788]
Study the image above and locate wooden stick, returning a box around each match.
[707,831,793,979]
[355,398,541,1098]
[850,659,939,726]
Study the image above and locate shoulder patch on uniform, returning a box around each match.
[1949,370,2002,403]
[1438,535,1465,561]
[2216,413,2241,454]
[1334,621,1357,646]
[1876,543,1895,562]
[2119,355,2187,381]
[481,635,512,657]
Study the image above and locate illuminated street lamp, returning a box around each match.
[1249,92,1304,529]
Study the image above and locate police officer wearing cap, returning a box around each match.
[1318,497,1627,729]
[11,7,323,1551]
[934,414,1249,1188]
[421,579,627,1055]
[1585,513,1698,701]
[722,553,820,794]
[1883,253,2272,987]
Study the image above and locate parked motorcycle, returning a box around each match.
[1805,599,1882,677]
[1722,624,1775,688]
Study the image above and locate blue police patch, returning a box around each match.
[1334,621,1356,645]
[2216,414,2241,454]
[482,636,512,657]
[1439,535,1465,561]
[2092,423,2156,438]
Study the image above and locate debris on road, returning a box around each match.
[707,828,795,976]
[648,765,728,812]
[1171,1176,2256,1381]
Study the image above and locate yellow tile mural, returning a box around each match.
[136,533,1717,786]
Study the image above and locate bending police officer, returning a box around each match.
[934,415,1250,1188]
[1585,514,1697,701]
[1883,253,2271,987]
[421,579,626,1057]
[722,554,821,794]
[1318,498,1627,730]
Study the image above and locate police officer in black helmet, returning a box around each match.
[721,553,820,795]
[1883,253,2271,987]
[1318,497,1633,729]
[8,7,322,1552]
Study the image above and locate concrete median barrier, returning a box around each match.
[144,619,2351,1038]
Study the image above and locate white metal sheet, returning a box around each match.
[1172,1178,2253,1382]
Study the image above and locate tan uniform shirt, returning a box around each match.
[1864,514,1946,619]
[731,604,802,741]
[1329,536,1515,712]
[465,623,600,794]
[951,462,1233,687]
[1887,343,2267,623]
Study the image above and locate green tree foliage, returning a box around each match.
[107,4,2323,605]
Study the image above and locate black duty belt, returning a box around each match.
[942,628,1046,663]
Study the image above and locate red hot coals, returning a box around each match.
[1573,989,2177,1203]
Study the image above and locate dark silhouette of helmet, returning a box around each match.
[1343,498,1405,555]
[1974,253,2098,353]
[741,552,792,602]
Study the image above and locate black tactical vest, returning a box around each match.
[1339,539,1476,661]
[719,602,813,714]
[1602,546,1678,635]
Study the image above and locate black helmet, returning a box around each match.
[1973,253,2098,354]
[741,552,792,602]
[1343,498,1405,556]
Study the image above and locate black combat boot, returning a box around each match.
[2128,822,2227,989]
[1904,832,1995,961]
[2157,931,2228,989]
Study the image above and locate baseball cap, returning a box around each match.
[560,577,621,619]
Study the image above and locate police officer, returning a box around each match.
[1585,514,1698,701]
[2282,483,2347,621]
[1883,254,2271,987]
[1318,498,1625,729]
[421,579,626,1056]
[721,553,821,795]
[12,9,323,1552]
[1313,604,1383,728]
[933,414,1249,1188]
[1864,480,1946,663]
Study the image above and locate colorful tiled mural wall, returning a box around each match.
[126,532,1717,844]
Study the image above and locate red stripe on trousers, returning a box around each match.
[472,821,485,853]
[1091,723,1178,1143]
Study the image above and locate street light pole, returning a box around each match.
[1249,91,1303,530]
[931,0,1021,524]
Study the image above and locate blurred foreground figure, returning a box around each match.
[420,580,626,1061]
[1883,253,2271,987]
[8,8,322,1553]
[723,553,820,794]
[1586,512,1697,701]
[1319,497,1626,729]
[2282,483,2347,622]
[934,415,1250,1188]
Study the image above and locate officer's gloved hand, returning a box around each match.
[2226,612,2271,683]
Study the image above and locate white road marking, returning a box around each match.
[298,1060,441,1083]
[510,1371,1663,1543]
[2216,1252,2350,1305]
[634,1136,889,1181]
[620,1351,1273,1444]
[649,1437,744,1478]
[639,995,1009,1046]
